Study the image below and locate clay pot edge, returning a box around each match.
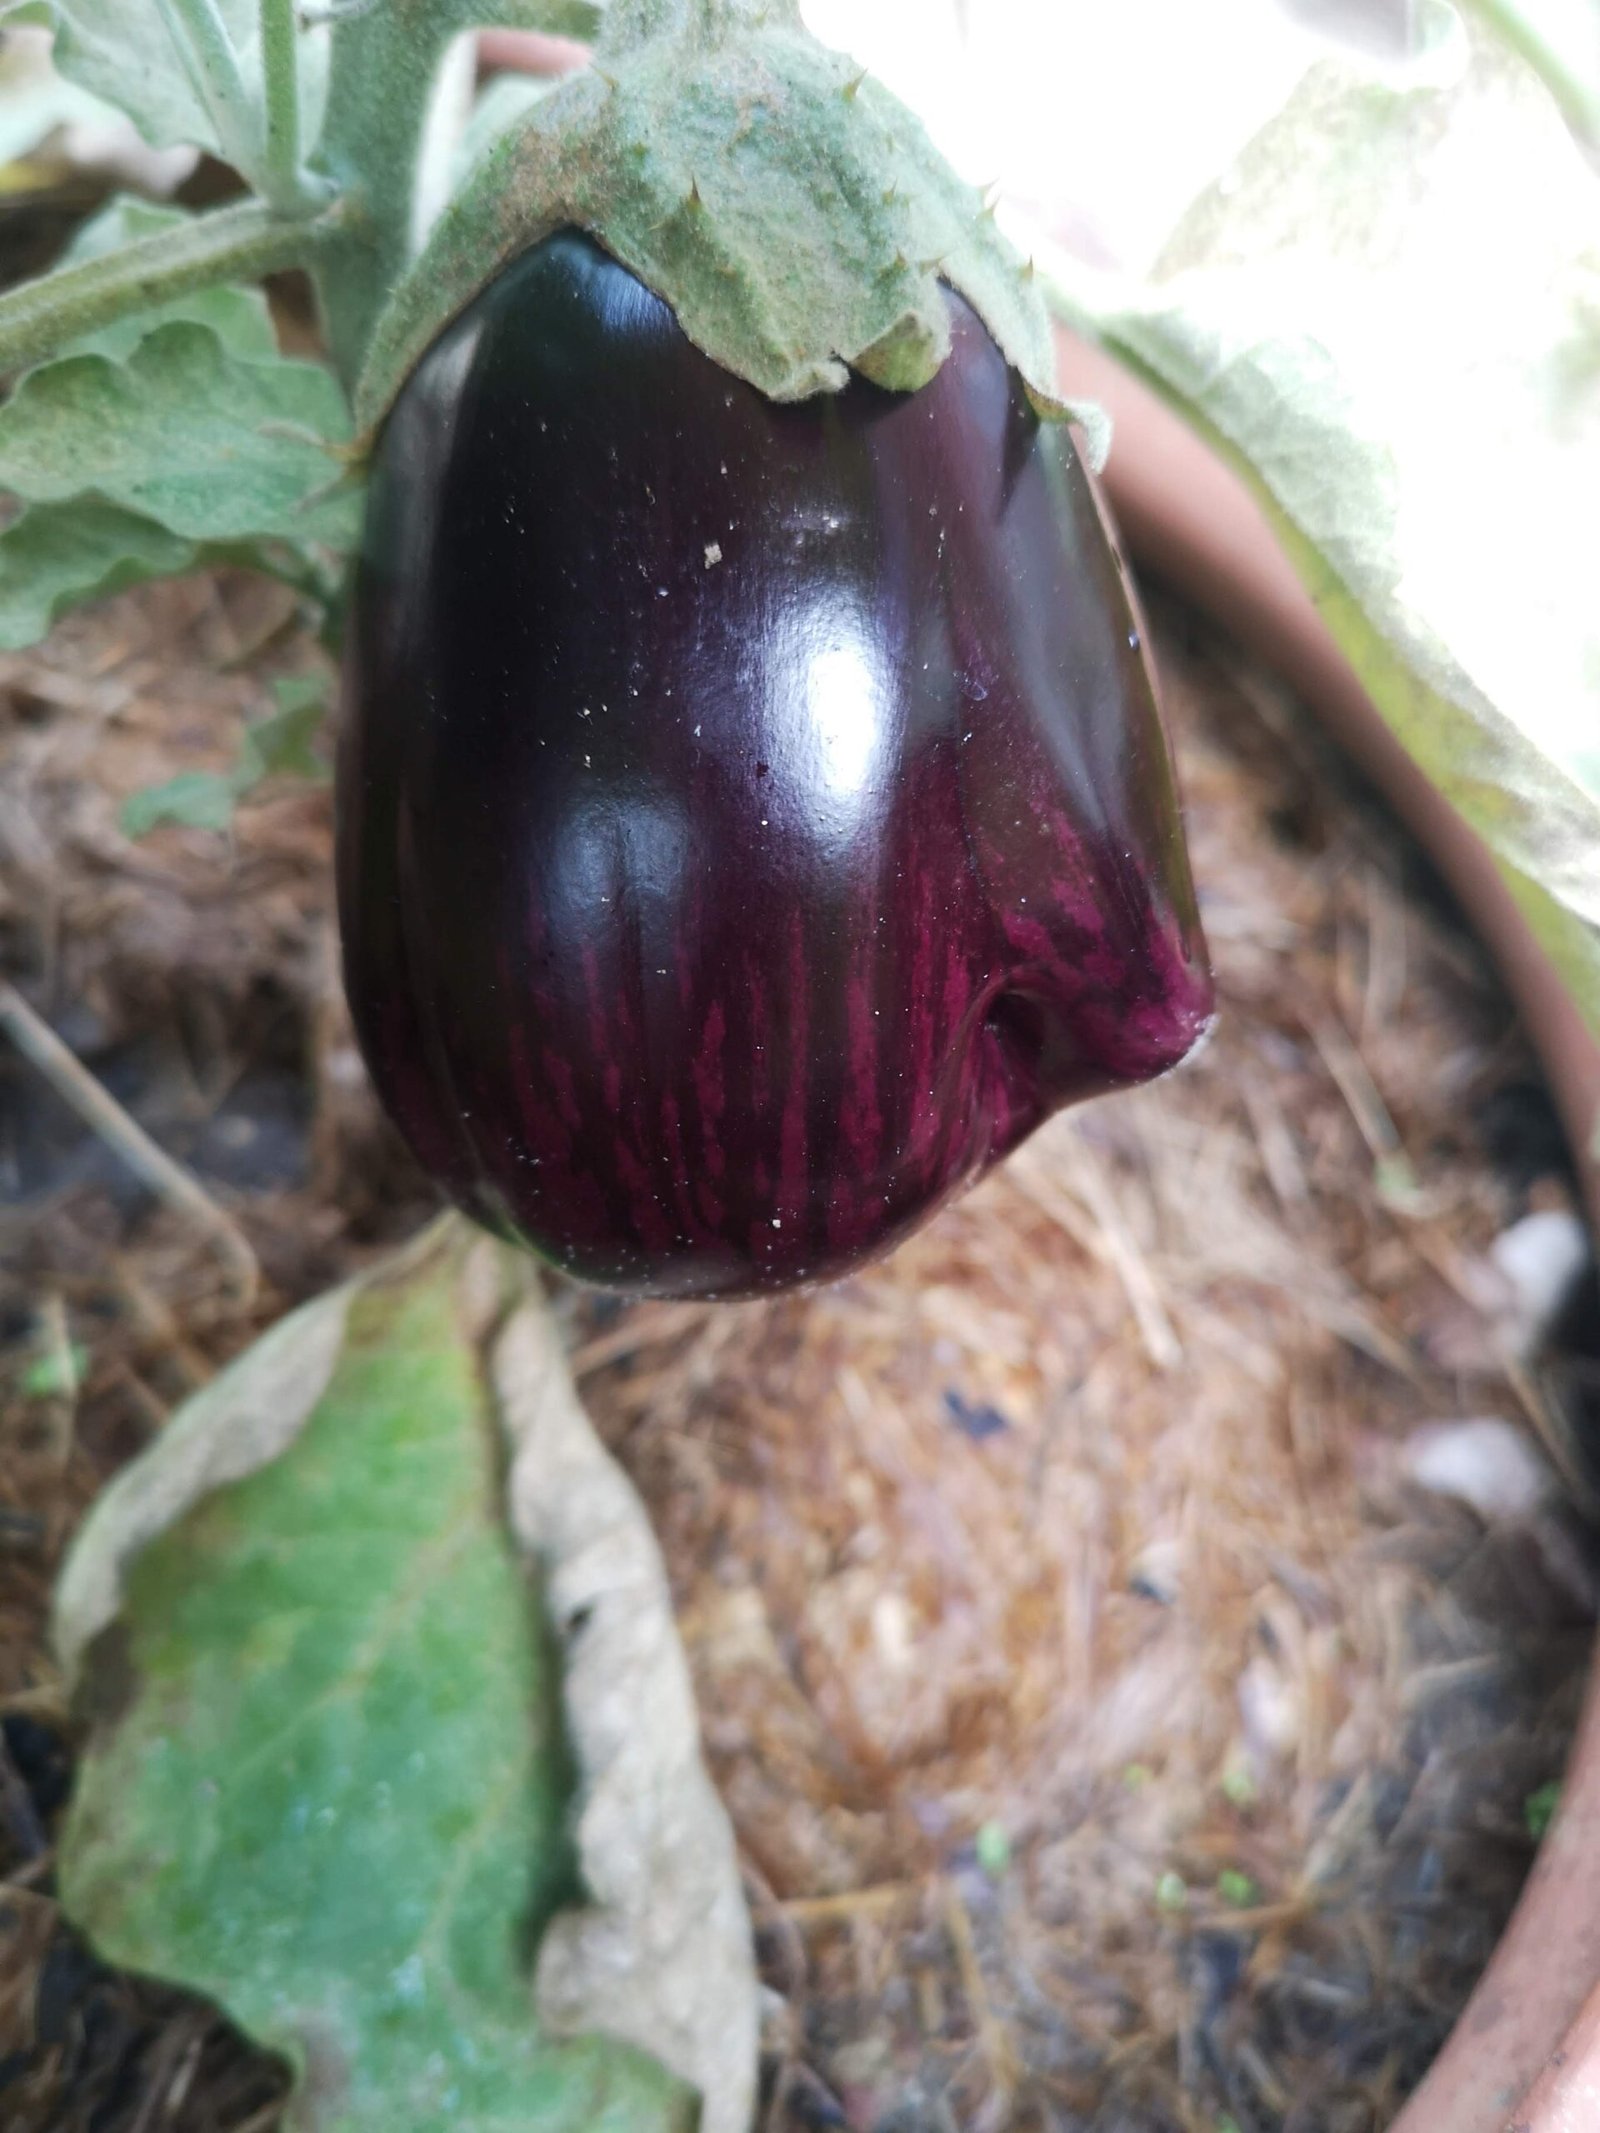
[1052,320,1600,2133]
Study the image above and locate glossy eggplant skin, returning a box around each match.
[338,230,1213,1299]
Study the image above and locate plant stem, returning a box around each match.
[259,0,317,213]
[0,199,343,378]
[153,0,263,179]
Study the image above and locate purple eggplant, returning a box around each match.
[337,230,1213,1299]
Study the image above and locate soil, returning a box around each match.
[0,571,1595,2133]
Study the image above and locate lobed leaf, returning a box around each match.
[0,495,196,651]
[0,0,223,154]
[0,194,357,648]
[0,317,359,546]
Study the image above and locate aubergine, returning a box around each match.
[338,229,1213,1299]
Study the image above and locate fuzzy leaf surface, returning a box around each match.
[58,196,279,362]
[0,0,329,161]
[0,497,198,651]
[311,0,603,376]
[0,319,357,546]
[1046,9,1600,1034]
[354,15,1059,427]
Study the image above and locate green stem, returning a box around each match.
[259,0,319,213]
[309,0,602,382]
[153,0,263,178]
[0,199,343,378]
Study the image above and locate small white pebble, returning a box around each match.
[1490,1210,1591,1348]
[1404,1418,1554,1524]
[704,541,723,568]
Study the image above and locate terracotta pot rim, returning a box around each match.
[1051,322,1600,2133]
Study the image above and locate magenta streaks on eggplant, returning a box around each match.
[338,230,1213,1298]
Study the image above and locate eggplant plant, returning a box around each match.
[4,5,1598,2130]
[0,4,1213,2120]
[0,0,1215,1299]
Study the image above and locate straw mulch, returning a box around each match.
[0,572,1594,2133]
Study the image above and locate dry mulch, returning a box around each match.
[0,572,1595,2133]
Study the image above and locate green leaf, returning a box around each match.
[0,0,237,151]
[119,769,238,837]
[21,1339,87,1398]
[0,314,357,648]
[119,674,330,838]
[238,674,330,781]
[974,1820,1011,1878]
[452,70,556,193]
[59,195,279,362]
[1,0,329,162]
[54,1230,701,2133]
[0,495,337,655]
[1045,10,1600,1037]
[0,318,359,547]
[0,496,197,651]
[1525,1778,1562,1838]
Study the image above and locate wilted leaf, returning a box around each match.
[0,318,358,547]
[494,1291,760,2133]
[55,1223,753,2133]
[1045,8,1600,1033]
